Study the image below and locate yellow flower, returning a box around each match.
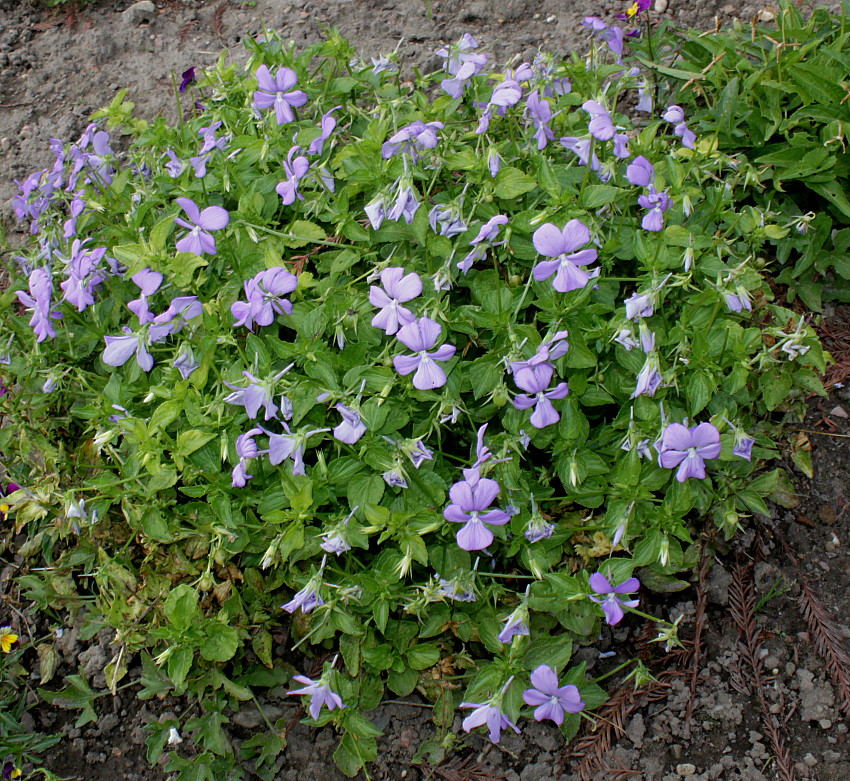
[0,626,18,653]
[626,2,639,16]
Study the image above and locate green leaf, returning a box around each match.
[176,430,217,457]
[759,372,792,411]
[186,713,230,756]
[282,220,327,248]
[405,643,440,670]
[494,167,537,199]
[167,646,194,690]
[200,623,240,662]
[164,584,200,630]
[38,674,98,728]
[580,185,622,208]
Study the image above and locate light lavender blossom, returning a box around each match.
[522,665,585,724]
[174,197,229,256]
[253,65,308,125]
[588,572,640,625]
[657,422,721,482]
[369,267,421,335]
[17,268,62,342]
[531,220,598,293]
[393,317,456,391]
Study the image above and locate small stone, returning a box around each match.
[803,753,818,767]
[819,505,837,524]
[121,0,156,27]
[758,8,776,21]
[829,405,848,418]
[820,718,833,729]
[655,0,668,10]
[676,764,697,776]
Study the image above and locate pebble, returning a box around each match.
[820,718,833,729]
[758,8,776,21]
[676,764,697,776]
[829,405,848,418]
[655,0,669,10]
[803,753,818,767]
[121,0,156,27]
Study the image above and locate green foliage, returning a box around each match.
[0,16,832,779]
[639,0,850,309]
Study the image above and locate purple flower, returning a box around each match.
[179,67,196,93]
[253,65,308,125]
[381,121,444,162]
[626,156,655,187]
[333,404,366,444]
[582,100,616,141]
[458,214,508,274]
[732,430,755,461]
[637,188,671,232]
[522,665,585,725]
[287,674,345,720]
[173,348,199,380]
[382,467,408,489]
[231,426,266,487]
[282,582,323,614]
[487,147,501,178]
[231,267,298,330]
[265,423,329,476]
[459,700,521,743]
[615,328,638,350]
[526,90,554,150]
[436,33,486,76]
[62,196,85,238]
[149,296,203,341]
[443,477,510,551]
[636,80,654,113]
[386,178,420,224]
[475,79,523,134]
[224,370,283,420]
[307,106,341,156]
[724,288,752,313]
[369,267,421,335]
[559,136,603,176]
[126,268,163,325]
[400,438,433,468]
[509,329,570,387]
[429,202,467,238]
[657,422,721,482]
[60,240,107,312]
[276,146,310,205]
[320,529,351,555]
[197,121,228,155]
[393,317,456,390]
[17,268,62,342]
[102,327,153,372]
[364,195,386,230]
[625,292,653,320]
[613,133,630,159]
[631,353,662,398]
[662,105,696,149]
[512,363,569,429]
[588,572,640,625]
[436,577,476,602]
[497,607,530,643]
[174,197,229,256]
[531,220,598,294]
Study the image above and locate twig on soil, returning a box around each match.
[685,543,711,726]
[776,532,850,717]
[424,752,504,781]
[564,669,677,780]
[728,563,796,781]
[212,0,229,40]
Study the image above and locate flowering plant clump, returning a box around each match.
[0,18,827,779]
